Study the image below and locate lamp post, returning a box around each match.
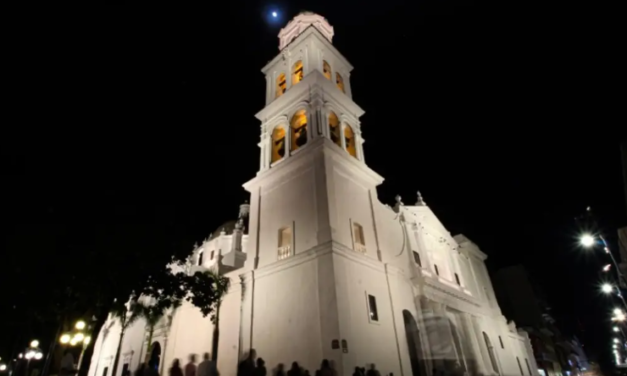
[59,320,92,373]
[24,340,43,376]
[580,233,627,287]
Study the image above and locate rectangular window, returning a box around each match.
[413,251,422,267]
[278,227,292,260]
[434,264,439,276]
[352,222,366,253]
[198,251,204,266]
[455,273,461,286]
[499,336,504,349]
[367,294,379,322]
[102,368,108,376]
[210,250,215,260]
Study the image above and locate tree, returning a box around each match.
[110,298,141,376]
[136,298,180,365]
[183,269,231,362]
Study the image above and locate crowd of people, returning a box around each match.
[165,349,384,376]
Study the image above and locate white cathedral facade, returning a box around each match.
[88,13,539,376]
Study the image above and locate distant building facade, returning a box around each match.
[494,265,591,376]
[87,13,537,376]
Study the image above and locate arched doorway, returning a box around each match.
[149,342,162,371]
[403,310,427,376]
[448,319,467,374]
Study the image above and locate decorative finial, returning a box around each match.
[395,194,403,206]
[416,191,426,206]
[235,218,243,230]
[220,227,226,234]
[193,241,199,249]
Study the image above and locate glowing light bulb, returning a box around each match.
[60,334,71,344]
[580,234,595,247]
[602,284,614,294]
[30,340,39,348]
[75,321,86,330]
[272,11,278,17]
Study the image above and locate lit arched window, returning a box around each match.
[271,126,286,164]
[290,110,308,152]
[344,124,357,158]
[328,112,341,147]
[276,73,286,98]
[336,73,345,93]
[323,61,332,80]
[292,60,304,85]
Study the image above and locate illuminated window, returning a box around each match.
[278,227,292,260]
[290,110,308,152]
[344,125,357,158]
[323,60,332,80]
[276,73,286,98]
[353,222,366,253]
[271,126,286,164]
[292,60,304,85]
[367,294,379,322]
[328,112,341,147]
[336,73,345,93]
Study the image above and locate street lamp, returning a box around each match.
[24,340,43,376]
[580,234,595,247]
[60,319,92,372]
[602,283,614,294]
[0,364,7,372]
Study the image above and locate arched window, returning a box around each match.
[271,125,286,164]
[328,112,341,147]
[292,60,304,85]
[344,124,357,158]
[483,332,499,374]
[323,60,332,80]
[276,73,286,98]
[336,73,345,93]
[290,110,308,152]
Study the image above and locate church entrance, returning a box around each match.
[403,310,427,376]
[149,342,161,371]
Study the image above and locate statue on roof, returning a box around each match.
[416,191,427,206]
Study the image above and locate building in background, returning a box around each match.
[494,265,592,376]
[87,13,537,376]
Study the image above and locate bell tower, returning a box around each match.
[241,12,389,375]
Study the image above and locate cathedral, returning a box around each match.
[88,13,538,376]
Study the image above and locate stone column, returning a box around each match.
[461,313,488,376]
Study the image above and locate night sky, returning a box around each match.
[2,0,625,371]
